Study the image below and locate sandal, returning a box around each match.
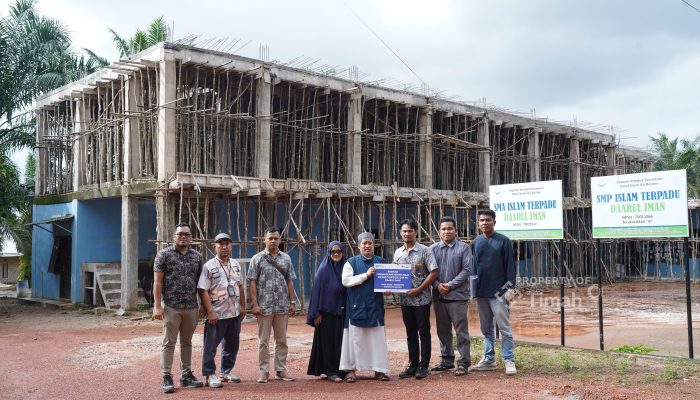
[454,366,468,376]
[374,372,390,381]
[327,374,343,382]
[345,372,357,383]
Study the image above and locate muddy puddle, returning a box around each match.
[502,281,699,357]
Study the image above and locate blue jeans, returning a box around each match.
[476,297,514,362]
[202,316,242,376]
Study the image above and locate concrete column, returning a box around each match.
[121,191,138,309]
[645,160,653,172]
[606,145,616,175]
[157,50,176,182]
[569,138,581,197]
[36,110,46,195]
[346,91,362,185]
[255,68,272,179]
[156,50,177,250]
[121,75,142,310]
[156,194,175,252]
[124,76,142,182]
[419,104,433,189]
[310,100,321,181]
[477,117,491,192]
[72,100,84,191]
[527,129,541,182]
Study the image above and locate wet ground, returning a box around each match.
[508,281,699,357]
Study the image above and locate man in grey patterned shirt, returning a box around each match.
[393,219,438,380]
[153,223,204,393]
[247,227,297,383]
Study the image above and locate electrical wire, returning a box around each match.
[340,0,427,87]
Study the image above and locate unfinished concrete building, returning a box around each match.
[33,42,677,309]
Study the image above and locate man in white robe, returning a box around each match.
[339,232,390,382]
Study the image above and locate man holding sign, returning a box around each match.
[393,219,438,380]
[339,232,391,382]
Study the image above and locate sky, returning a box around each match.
[2,0,700,249]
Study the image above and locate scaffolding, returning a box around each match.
[35,43,695,310]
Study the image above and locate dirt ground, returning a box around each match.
[1,281,699,400]
[509,281,700,357]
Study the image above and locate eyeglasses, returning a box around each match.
[330,250,343,255]
[176,232,192,237]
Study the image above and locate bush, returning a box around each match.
[17,255,31,281]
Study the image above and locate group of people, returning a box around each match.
[152,209,516,393]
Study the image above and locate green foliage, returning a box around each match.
[662,366,679,382]
[560,352,573,371]
[17,255,31,280]
[0,0,93,268]
[109,16,170,59]
[649,132,700,197]
[611,344,656,354]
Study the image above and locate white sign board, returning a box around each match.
[489,180,564,240]
[591,169,688,238]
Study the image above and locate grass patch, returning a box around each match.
[461,338,700,385]
[611,344,656,354]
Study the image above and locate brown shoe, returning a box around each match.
[257,372,269,383]
[374,372,390,381]
[275,370,295,381]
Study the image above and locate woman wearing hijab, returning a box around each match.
[306,241,347,382]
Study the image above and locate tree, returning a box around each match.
[0,0,95,278]
[649,132,700,197]
[85,16,171,68]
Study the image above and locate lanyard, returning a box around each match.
[216,257,233,283]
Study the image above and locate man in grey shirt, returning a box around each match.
[248,227,297,383]
[429,216,473,376]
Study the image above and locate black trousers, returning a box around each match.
[401,303,432,368]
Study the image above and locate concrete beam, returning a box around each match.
[255,68,272,179]
[121,193,138,309]
[157,49,176,182]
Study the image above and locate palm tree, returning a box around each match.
[84,16,172,68]
[0,0,93,278]
[649,132,700,197]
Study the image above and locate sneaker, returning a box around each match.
[430,363,455,372]
[399,366,417,379]
[220,373,241,383]
[275,370,295,381]
[162,374,175,393]
[470,357,498,371]
[179,371,204,388]
[205,374,223,388]
[415,366,429,379]
[257,371,269,383]
[505,360,517,375]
